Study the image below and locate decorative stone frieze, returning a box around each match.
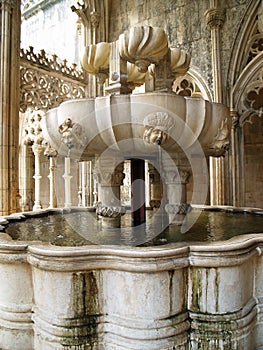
[143,112,175,146]
[20,47,86,112]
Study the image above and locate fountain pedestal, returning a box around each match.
[94,160,125,228]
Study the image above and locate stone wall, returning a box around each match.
[108,0,250,102]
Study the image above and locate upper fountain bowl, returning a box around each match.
[42,92,230,160]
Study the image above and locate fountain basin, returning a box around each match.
[0,208,262,349]
[42,92,230,160]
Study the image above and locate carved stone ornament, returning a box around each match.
[42,141,58,158]
[205,7,225,30]
[165,203,192,215]
[119,26,169,73]
[58,118,87,151]
[96,203,126,218]
[81,42,110,75]
[23,109,45,146]
[210,117,230,156]
[0,0,15,12]
[20,47,86,112]
[143,112,175,145]
[170,48,191,77]
[149,200,161,209]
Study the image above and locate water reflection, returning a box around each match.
[5,209,263,247]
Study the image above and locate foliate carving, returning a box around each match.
[58,118,87,151]
[94,162,125,186]
[119,26,169,73]
[23,109,45,146]
[143,112,175,145]
[165,203,191,215]
[96,204,126,218]
[210,118,230,156]
[205,8,225,30]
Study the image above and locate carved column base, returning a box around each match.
[96,205,126,228]
[165,203,192,225]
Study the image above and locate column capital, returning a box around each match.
[205,7,225,30]
[0,0,15,12]
[94,159,125,186]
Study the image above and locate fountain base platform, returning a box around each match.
[0,206,262,349]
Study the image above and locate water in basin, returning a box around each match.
[5,208,263,247]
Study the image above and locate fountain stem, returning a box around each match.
[131,159,146,226]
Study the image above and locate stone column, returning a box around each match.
[164,167,191,225]
[63,157,72,208]
[205,3,226,205]
[148,163,162,211]
[0,0,21,215]
[32,144,43,211]
[47,157,57,208]
[43,143,57,209]
[230,110,241,207]
[94,160,125,228]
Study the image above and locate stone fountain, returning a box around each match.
[42,25,230,228]
[0,26,262,350]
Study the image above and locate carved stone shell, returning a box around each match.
[170,48,191,77]
[119,26,169,73]
[81,42,110,74]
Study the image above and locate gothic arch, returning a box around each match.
[227,0,263,208]
[228,0,262,92]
